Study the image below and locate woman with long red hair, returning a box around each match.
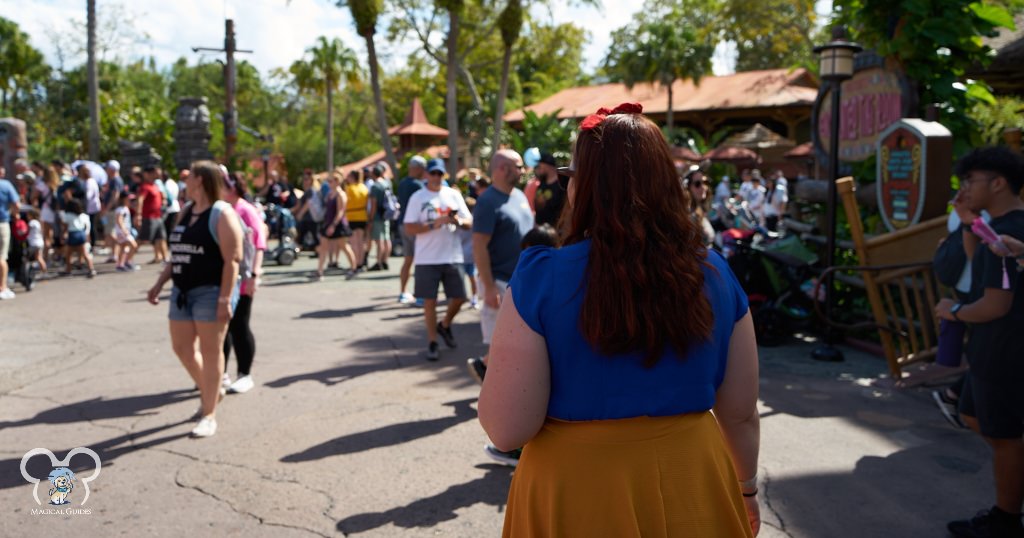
[478,104,761,536]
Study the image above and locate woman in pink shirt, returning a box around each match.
[220,172,267,394]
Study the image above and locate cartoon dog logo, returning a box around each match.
[47,468,75,505]
[20,447,101,506]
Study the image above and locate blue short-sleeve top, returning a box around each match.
[508,239,749,421]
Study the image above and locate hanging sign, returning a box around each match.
[876,119,952,232]
[816,67,910,162]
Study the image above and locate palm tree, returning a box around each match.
[349,0,398,174]
[491,0,523,155]
[439,0,464,177]
[604,8,714,132]
[86,0,100,160]
[290,37,360,171]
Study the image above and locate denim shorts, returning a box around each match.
[168,284,239,323]
[67,230,87,246]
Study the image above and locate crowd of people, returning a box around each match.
[0,158,197,300]
[8,103,1024,536]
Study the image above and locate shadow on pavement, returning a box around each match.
[765,439,988,537]
[0,420,190,490]
[0,389,194,430]
[264,358,401,388]
[298,303,407,320]
[337,464,512,534]
[280,398,477,462]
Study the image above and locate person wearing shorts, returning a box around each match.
[135,165,168,264]
[345,170,370,272]
[147,161,244,439]
[0,176,20,300]
[396,156,426,303]
[467,149,534,383]
[403,159,472,361]
[935,147,1024,538]
[313,173,355,280]
[367,164,392,271]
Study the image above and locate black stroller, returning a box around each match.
[10,211,40,291]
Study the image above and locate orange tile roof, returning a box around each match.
[337,145,449,176]
[388,98,449,137]
[504,68,819,123]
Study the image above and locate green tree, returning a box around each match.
[492,0,523,154]
[345,0,399,173]
[505,109,576,162]
[0,17,48,116]
[834,0,1018,158]
[439,0,465,175]
[289,37,361,171]
[722,0,818,71]
[514,20,589,106]
[603,4,715,131]
[970,96,1024,145]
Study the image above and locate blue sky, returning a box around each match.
[7,0,832,78]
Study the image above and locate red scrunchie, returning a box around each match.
[580,102,643,131]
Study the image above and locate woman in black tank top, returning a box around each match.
[147,161,243,438]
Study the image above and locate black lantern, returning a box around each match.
[812,26,862,363]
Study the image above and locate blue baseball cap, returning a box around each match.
[426,159,446,175]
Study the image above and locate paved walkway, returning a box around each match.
[0,251,990,536]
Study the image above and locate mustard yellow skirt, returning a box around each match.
[503,411,753,538]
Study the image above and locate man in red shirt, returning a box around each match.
[134,164,168,264]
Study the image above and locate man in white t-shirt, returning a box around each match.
[163,170,183,238]
[403,159,473,360]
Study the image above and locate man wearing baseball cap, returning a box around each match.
[531,152,565,227]
[403,158,473,360]
[101,160,125,261]
[397,155,428,304]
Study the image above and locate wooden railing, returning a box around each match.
[836,177,950,378]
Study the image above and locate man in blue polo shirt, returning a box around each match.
[467,149,533,380]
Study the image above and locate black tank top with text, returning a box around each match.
[169,205,224,291]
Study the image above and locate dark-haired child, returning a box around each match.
[62,199,96,277]
[521,224,558,249]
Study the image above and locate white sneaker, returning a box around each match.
[221,374,232,390]
[0,288,15,300]
[398,292,415,304]
[190,416,217,437]
[227,375,254,394]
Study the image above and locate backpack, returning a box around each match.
[379,182,400,221]
[12,218,28,242]
[209,201,257,280]
[308,188,326,222]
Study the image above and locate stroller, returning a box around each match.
[263,203,300,266]
[726,232,821,346]
[10,212,40,291]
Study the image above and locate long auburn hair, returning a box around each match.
[564,112,713,366]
